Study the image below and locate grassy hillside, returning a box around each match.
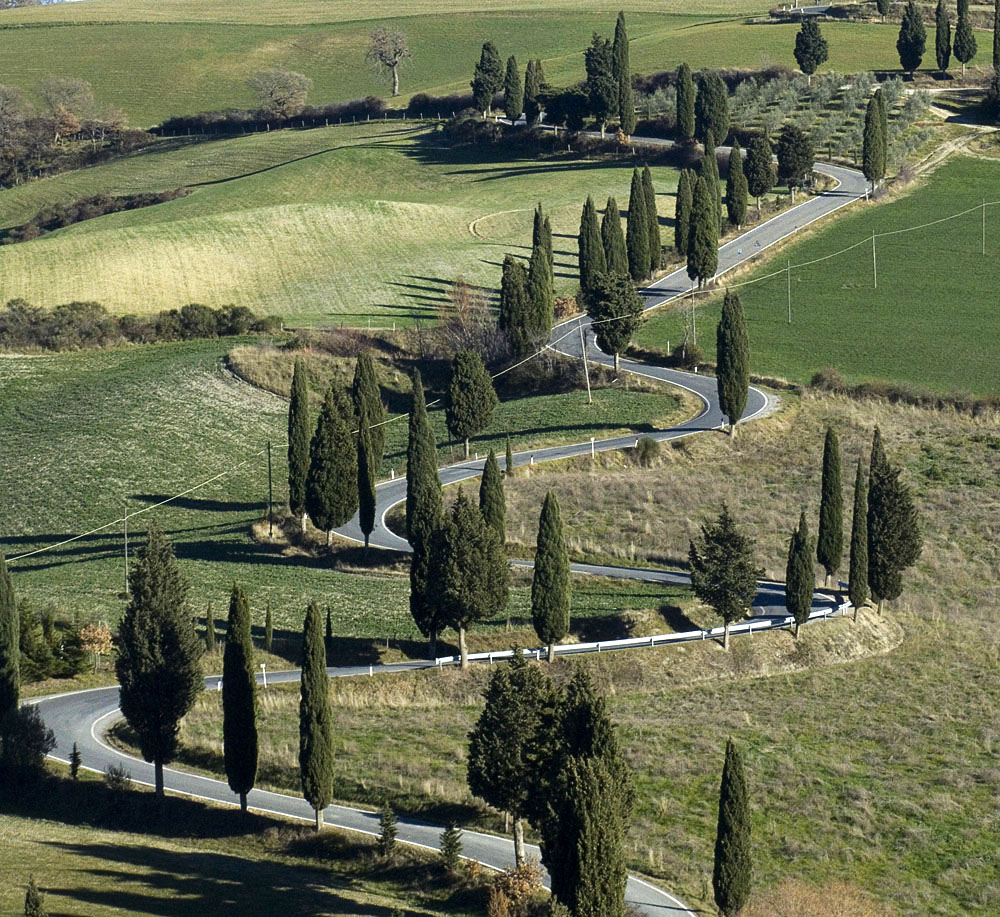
[639,156,1000,396]
[0,122,681,324]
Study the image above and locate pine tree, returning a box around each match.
[287,357,311,529]
[0,553,18,725]
[582,271,644,371]
[357,422,376,552]
[446,349,498,459]
[504,55,523,121]
[524,59,542,126]
[498,254,532,357]
[898,0,928,76]
[527,238,554,345]
[862,94,886,192]
[115,524,202,797]
[785,510,815,637]
[505,433,514,478]
[794,19,829,85]
[439,823,463,871]
[674,168,694,254]
[601,197,628,275]
[578,195,607,294]
[432,490,509,668]
[223,583,258,814]
[406,371,443,655]
[936,0,953,73]
[713,739,752,917]
[24,876,46,917]
[264,603,273,653]
[69,742,81,779]
[687,174,719,287]
[585,33,617,135]
[626,168,650,281]
[472,41,504,116]
[702,129,722,229]
[715,289,750,437]
[204,605,215,654]
[688,505,763,650]
[352,351,386,470]
[479,450,506,544]
[867,427,922,613]
[531,492,571,661]
[306,385,358,544]
[745,134,775,214]
[613,12,636,135]
[954,0,977,75]
[641,165,661,275]
[675,62,695,141]
[299,600,334,830]
[849,458,870,619]
[468,652,553,865]
[726,138,749,229]
[816,426,844,586]
[776,123,814,201]
[378,800,398,857]
[694,70,730,145]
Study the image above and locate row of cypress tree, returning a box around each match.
[498,203,554,358]
[674,63,730,145]
[471,41,547,123]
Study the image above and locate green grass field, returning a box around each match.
[0,122,681,324]
[638,156,1000,396]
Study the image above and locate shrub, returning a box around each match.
[0,705,56,786]
[635,436,660,467]
[671,341,703,369]
[103,762,133,793]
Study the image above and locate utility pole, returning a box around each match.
[123,500,129,598]
[872,231,877,290]
[266,440,274,537]
[787,259,792,324]
[579,319,593,405]
[691,296,697,347]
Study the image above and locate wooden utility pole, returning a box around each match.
[579,320,593,405]
[266,440,274,537]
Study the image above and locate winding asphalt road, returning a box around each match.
[31,149,868,916]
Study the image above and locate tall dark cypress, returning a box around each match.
[695,71,730,145]
[523,59,542,126]
[713,738,752,917]
[531,491,571,661]
[503,55,523,122]
[935,0,953,73]
[223,583,258,814]
[641,165,661,275]
[357,422,376,551]
[527,238,554,345]
[299,600,334,830]
[445,349,498,459]
[702,130,722,229]
[352,351,386,470]
[674,169,694,255]
[676,62,695,141]
[601,196,628,276]
[897,0,928,76]
[849,458,869,618]
[954,0,977,74]
[0,553,18,724]
[994,0,999,69]
[578,195,607,294]
[715,289,750,436]
[498,254,531,357]
[745,134,775,214]
[472,41,504,116]
[862,94,886,193]
[687,174,718,286]
[613,11,636,135]
[479,450,506,544]
[785,510,814,637]
[406,371,443,654]
[725,138,748,229]
[306,386,358,544]
[287,357,310,529]
[533,202,553,286]
[816,426,844,586]
[876,89,889,177]
[626,168,650,281]
[505,433,514,478]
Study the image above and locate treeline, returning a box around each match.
[0,299,281,351]
[2,189,187,244]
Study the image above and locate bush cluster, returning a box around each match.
[0,299,282,352]
[3,189,188,245]
[17,602,90,682]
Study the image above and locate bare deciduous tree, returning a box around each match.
[38,76,94,143]
[366,27,411,97]
[247,68,312,119]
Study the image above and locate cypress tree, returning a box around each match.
[204,605,215,654]
[877,0,890,19]
[223,583,258,814]
[446,349,498,459]
[876,88,889,177]
[726,138,748,229]
[585,33,617,135]
[532,202,553,283]
[527,239,554,345]
[994,0,999,69]
[264,603,273,653]
[578,195,607,294]
[377,800,398,857]
[713,738,752,917]
[776,123,814,201]
[306,385,358,545]
[0,553,18,725]
[626,168,650,281]
[115,524,202,797]
[406,371,443,655]
[613,11,636,135]
[357,421,376,552]
[299,600,334,831]
[531,492,571,661]
[352,351,386,470]
[745,134,775,214]
[867,427,922,613]
[702,130,722,229]
[287,357,310,530]
[794,19,829,85]
[898,0,928,76]
[601,197,628,276]
[849,458,869,619]
[498,254,532,357]
[862,94,886,192]
[641,165,661,275]
[676,62,695,141]
[694,70,730,145]
[954,0,977,75]
[523,59,542,126]
[479,450,506,544]
[582,271,644,371]
[936,0,953,73]
[503,55,523,121]
[785,510,815,637]
[816,426,844,586]
[505,433,514,477]
[69,742,81,779]
[674,169,694,254]
[716,289,750,437]
[433,490,509,668]
[687,174,719,287]
[472,41,504,117]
